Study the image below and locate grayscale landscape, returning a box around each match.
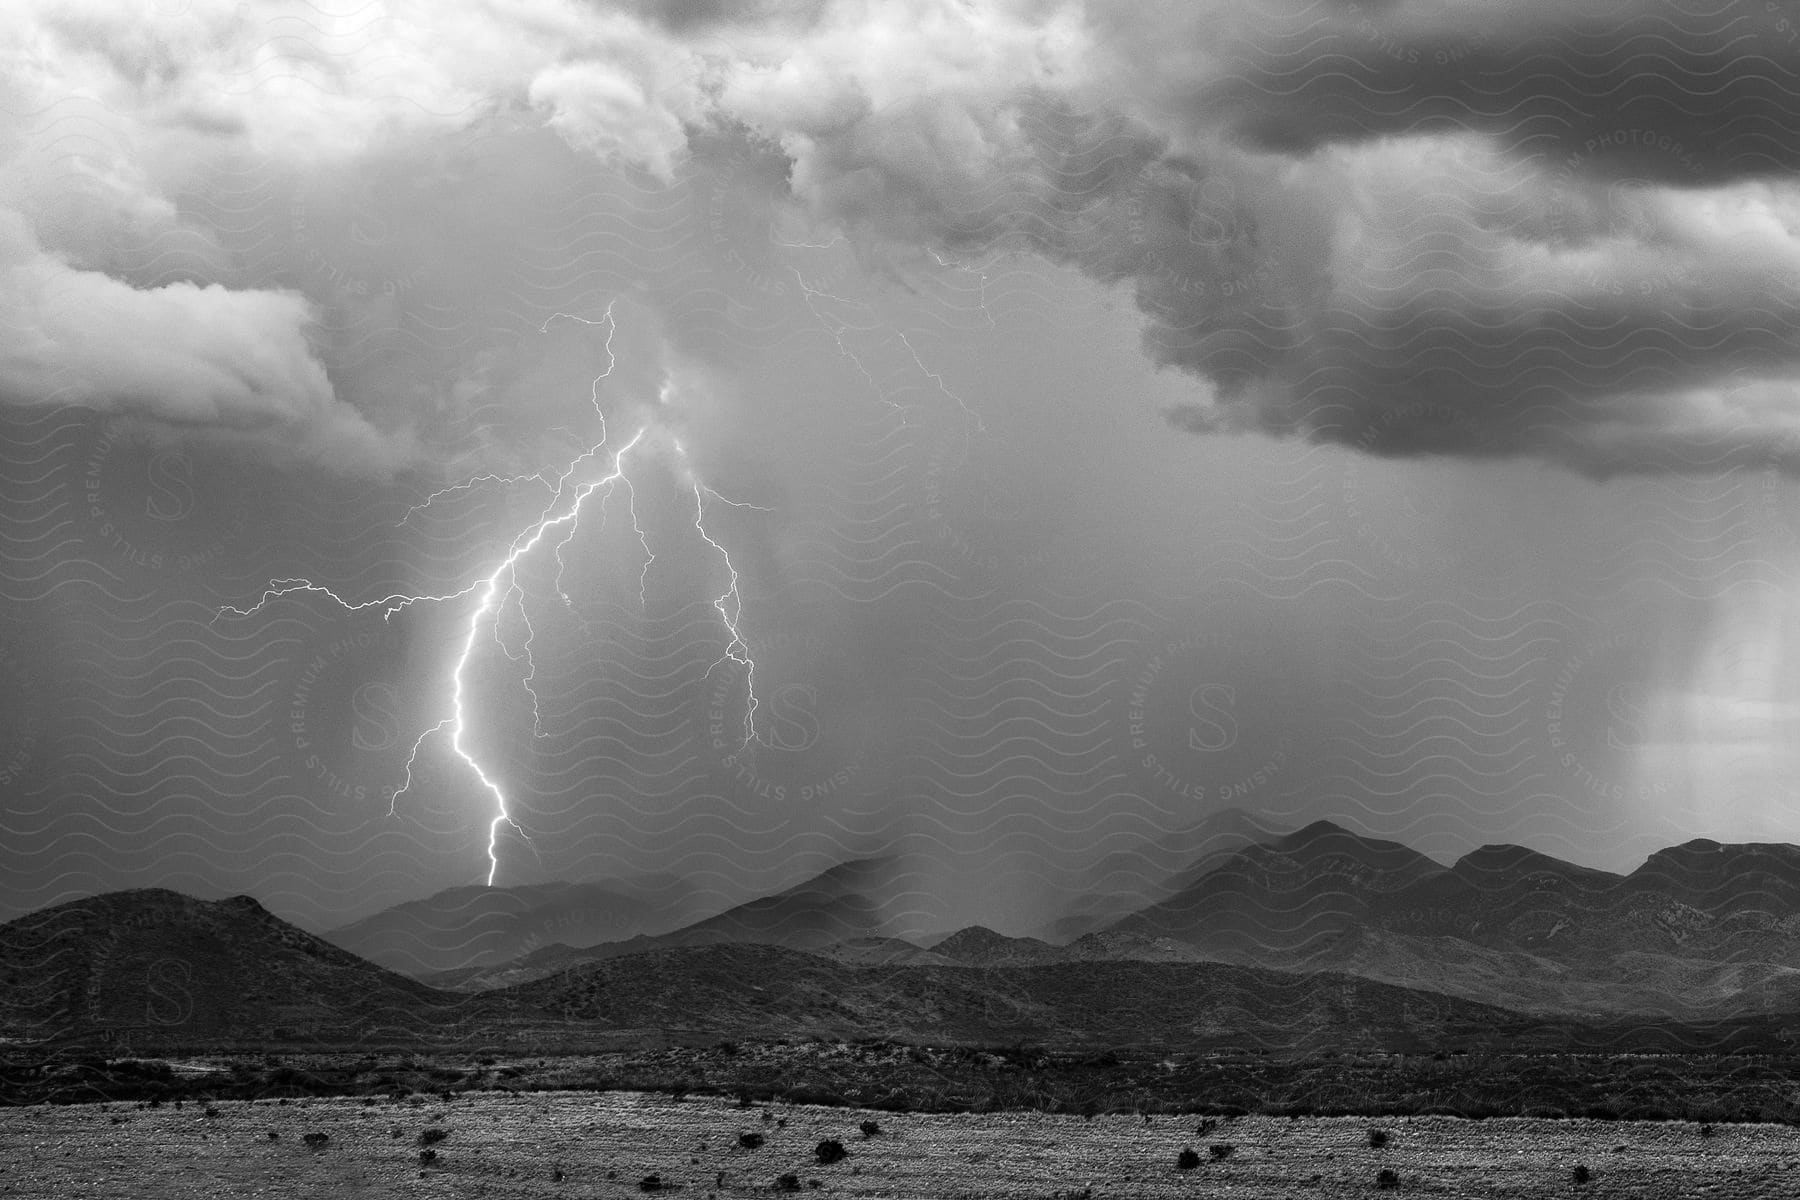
[7,0,1800,1195]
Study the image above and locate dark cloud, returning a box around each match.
[1207,10,1800,187]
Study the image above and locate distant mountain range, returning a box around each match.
[409,856,922,989]
[316,819,1800,1020]
[0,887,1603,1056]
[15,820,1800,1053]
[325,875,712,976]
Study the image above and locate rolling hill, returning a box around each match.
[425,856,918,990]
[503,940,1580,1053]
[322,875,707,977]
[1090,824,1800,1017]
[0,889,483,1046]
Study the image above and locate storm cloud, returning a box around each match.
[9,0,1800,475]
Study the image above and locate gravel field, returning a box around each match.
[6,1090,1800,1198]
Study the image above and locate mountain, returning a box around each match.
[504,941,1579,1054]
[930,926,1067,967]
[0,889,479,1046]
[647,855,913,946]
[427,857,919,990]
[323,875,706,977]
[1628,839,1800,912]
[1105,820,1448,956]
[809,936,956,967]
[1085,828,1800,1019]
[1031,807,1286,943]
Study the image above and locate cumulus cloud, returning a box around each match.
[495,0,1800,475]
[0,205,409,471]
[10,0,1800,475]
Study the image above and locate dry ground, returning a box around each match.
[5,1090,1800,1198]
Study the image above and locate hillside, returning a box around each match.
[1031,807,1287,943]
[1095,828,1800,1018]
[505,941,1576,1053]
[323,876,705,977]
[0,889,481,1046]
[431,857,916,990]
[1107,820,1447,955]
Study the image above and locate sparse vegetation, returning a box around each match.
[775,1173,802,1191]
[301,1131,329,1148]
[1368,1128,1389,1148]
[738,1131,764,1150]
[8,1087,1796,1198]
[1209,1143,1234,1160]
[815,1138,848,1164]
[418,1127,448,1145]
[860,1119,881,1137]
[18,1041,1800,1129]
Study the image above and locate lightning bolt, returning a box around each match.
[218,304,766,888]
[673,439,767,749]
[791,268,887,404]
[392,423,645,885]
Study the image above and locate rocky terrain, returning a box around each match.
[9,1089,1800,1198]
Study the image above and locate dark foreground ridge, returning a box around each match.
[10,883,1800,1119]
[14,1042,1800,1125]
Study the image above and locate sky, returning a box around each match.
[5,0,1800,937]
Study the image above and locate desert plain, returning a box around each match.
[8,1089,1800,1199]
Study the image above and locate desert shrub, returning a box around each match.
[418,1128,447,1146]
[859,1120,881,1137]
[1176,1148,1200,1170]
[776,1174,802,1192]
[738,1132,765,1150]
[1699,1124,1715,1138]
[204,1106,219,1118]
[1376,1168,1399,1189]
[302,1132,329,1148]
[1209,1144,1234,1160]
[419,1149,438,1166]
[1195,1118,1217,1135]
[1368,1128,1389,1149]
[638,1174,664,1192]
[815,1138,848,1165]
[1572,1164,1591,1184]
